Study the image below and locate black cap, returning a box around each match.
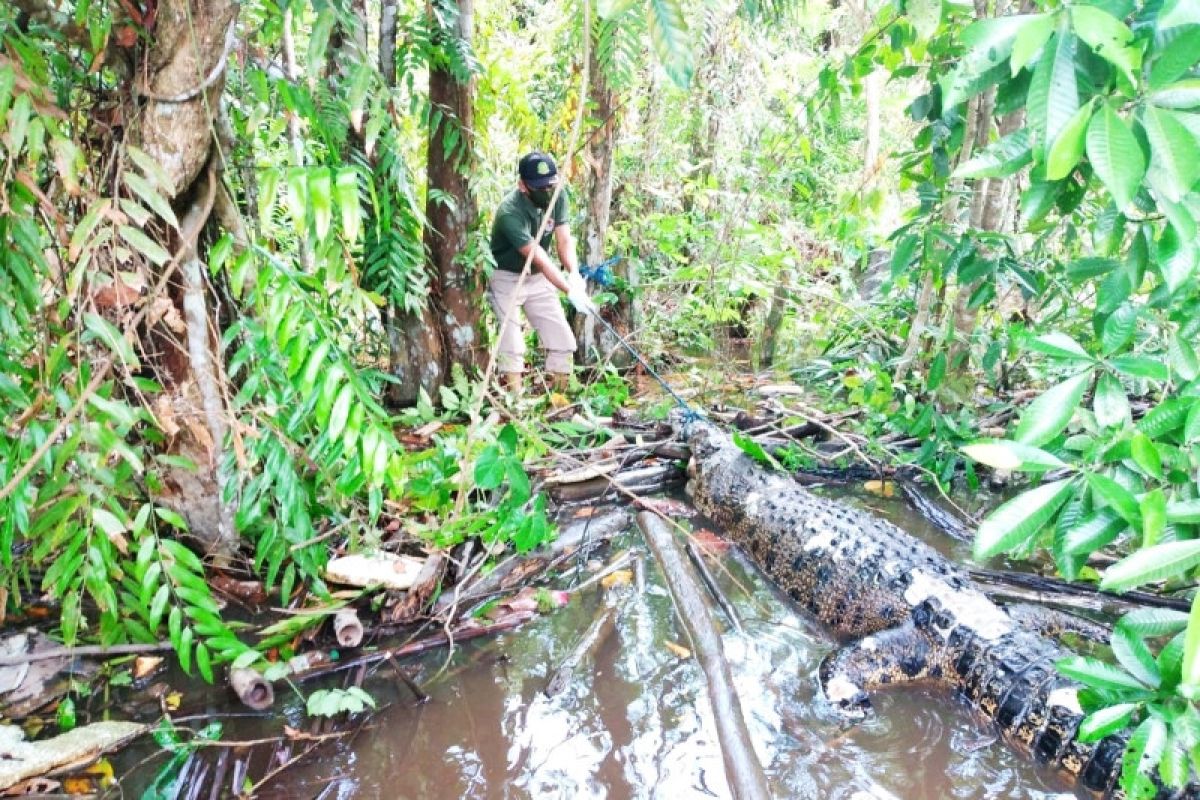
[518,151,558,189]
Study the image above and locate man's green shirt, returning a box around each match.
[489,189,568,273]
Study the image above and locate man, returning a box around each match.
[488,151,595,396]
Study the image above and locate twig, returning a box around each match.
[0,640,172,667]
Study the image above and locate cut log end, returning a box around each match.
[229,667,274,711]
[333,608,365,649]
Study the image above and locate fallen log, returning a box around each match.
[899,482,974,543]
[0,721,145,790]
[433,509,631,615]
[685,539,743,634]
[684,420,1195,798]
[544,603,619,698]
[969,567,1191,615]
[637,511,771,800]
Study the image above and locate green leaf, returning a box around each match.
[1149,26,1200,88]
[1122,717,1167,788]
[1110,356,1169,381]
[1064,508,1127,555]
[335,169,361,243]
[1158,221,1198,294]
[1087,472,1142,527]
[906,0,942,39]
[1120,608,1189,637]
[1086,102,1146,211]
[954,129,1033,179]
[1077,703,1138,742]
[1166,499,1200,524]
[1100,302,1137,355]
[1058,654,1150,690]
[474,445,505,489]
[1181,592,1200,690]
[92,508,126,539]
[732,431,781,470]
[118,225,171,266]
[1028,331,1094,361]
[1141,488,1167,547]
[1143,105,1200,202]
[975,477,1077,559]
[195,642,213,684]
[1027,32,1081,161]
[123,172,179,231]
[1070,5,1139,85]
[927,351,946,391]
[1130,433,1163,479]
[1159,0,1200,28]
[1113,624,1163,688]
[1094,372,1131,428]
[83,313,139,368]
[1137,398,1191,437]
[1013,371,1092,446]
[961,440,1068,472]
[1169,333,1200,381]
[309,168,332,242]
[1151,79,1200,109]
[648,0,693,87]
[1100,539,1200,592]
[942,15,1040,107]
[1011,12,1057,75]
[1187,401,1200,443]
[327,383,352,442]
[1046,101,1093,180]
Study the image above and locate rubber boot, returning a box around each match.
[548,373,570,408]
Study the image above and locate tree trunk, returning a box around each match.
[424,0,481,374]
[130,0,240,558]
[861,69,883,189]
[388,0,480,404]
[575,32,630,367]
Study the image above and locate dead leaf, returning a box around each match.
[1,777,61,796]
[634,497,695,518]
[663,640,691,659]
[413,420,443,439]
[601,570,632,589]
[863,480,895,498]
[690,529,730,554]
[132,656,163,681]
[572,506,600,519]
[549,392,570,409]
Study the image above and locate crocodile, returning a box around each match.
[684,422,1195,799]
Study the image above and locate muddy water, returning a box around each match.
[248,491,1077,800]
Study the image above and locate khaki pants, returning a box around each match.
[487,270,576,374]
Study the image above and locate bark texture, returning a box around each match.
[128,0,240,557]
[389,0,481,404]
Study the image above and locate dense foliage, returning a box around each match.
[2,0,1200,792]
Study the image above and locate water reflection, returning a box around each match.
[272,509,1080,800]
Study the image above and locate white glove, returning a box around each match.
[566,270,587,296]
[566,282,597,316]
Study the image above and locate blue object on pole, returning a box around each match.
[580,256,620,287]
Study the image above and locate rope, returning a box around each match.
[586,310,702,424]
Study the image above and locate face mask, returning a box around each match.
[529,188,554,209]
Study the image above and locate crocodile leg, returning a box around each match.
[818,621,944,712]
